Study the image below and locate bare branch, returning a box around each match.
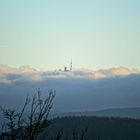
[0,88,55,140]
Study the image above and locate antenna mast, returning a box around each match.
[70,59,72,71]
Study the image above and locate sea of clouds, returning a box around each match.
[0,65,140,112]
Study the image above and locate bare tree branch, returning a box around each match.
[0,88,55,140]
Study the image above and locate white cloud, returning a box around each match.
[0,65,139,84]
[0,65,43,83]
[92,67,139,79]
[0,65,140,112]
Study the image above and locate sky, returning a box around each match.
[0,0,140,70]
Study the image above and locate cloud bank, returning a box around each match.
[0,65,140,112]
[0,65,139,84]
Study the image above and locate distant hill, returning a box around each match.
[51,107,140,119]
[39,116,140,140]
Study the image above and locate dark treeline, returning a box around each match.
[41,116,140,140]
[1,89,140,140]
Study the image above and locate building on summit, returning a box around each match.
[64,59,73,72]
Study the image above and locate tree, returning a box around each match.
[0,88,55,140]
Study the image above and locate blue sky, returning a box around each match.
[0,0,140,70]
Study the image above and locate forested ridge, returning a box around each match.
[42,116,140,140]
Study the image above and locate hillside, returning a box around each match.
[39,116,140,140]
[51,107,140,119]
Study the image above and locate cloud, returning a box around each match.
[93,67,139,79]
[0,65,43,83]
[0,65,140,112]
[0,65,139,84]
